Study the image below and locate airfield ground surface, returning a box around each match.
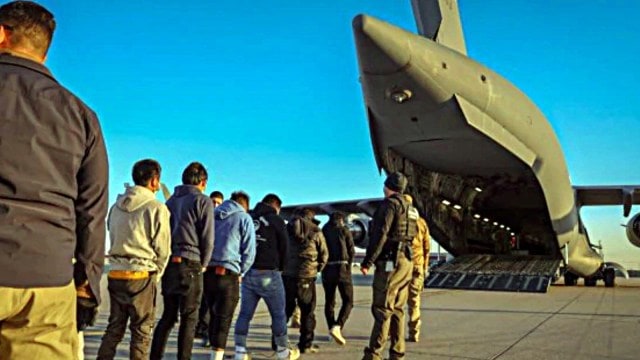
[84,272,640,359]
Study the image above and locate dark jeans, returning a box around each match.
[203,269,240,350]
[195,292,209,338]
[322,265,354,329]
[150,260,203,360]
[97,275,156,360]
[283,275,316,350]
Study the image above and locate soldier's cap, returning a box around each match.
[384,172,407,193]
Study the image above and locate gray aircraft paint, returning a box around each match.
[352,2,605,277]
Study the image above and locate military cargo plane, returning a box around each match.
[282,0,640,293]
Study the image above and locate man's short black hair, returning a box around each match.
[132,159,161,186]
[330,211,346,223]
[231,191,250,207]
[301,207,316,219]
[261,193,282,208]
[181,162,208,185]
[210,190,223,200]
[0,1,56,57]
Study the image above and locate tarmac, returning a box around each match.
[84,271,640,359]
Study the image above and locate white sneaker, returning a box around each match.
[233,350,250,360]
[276,347,300,360]
[329,325,346,345]
[212,350,226,360]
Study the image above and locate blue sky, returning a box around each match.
[38,1,639,266]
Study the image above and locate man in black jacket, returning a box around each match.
[284,208,328,354]
[322,211,355,346]
[150,162,215,360]
[360,172,417,360]
[0,2,108,359]
[232,194,299,360]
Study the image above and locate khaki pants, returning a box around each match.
[0,281,78,360]
[407,266,425,339]
[363,255,412,360]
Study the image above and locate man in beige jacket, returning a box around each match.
[97,159,171,360]
[403,194,430,343]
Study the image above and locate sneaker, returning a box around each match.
[212,350,226,360]
[276,347,300,360]
[329,326,346,345]
[300,344,320,354]
[234,349,250,360]
[407,335,419,343]
[202,335,211,348]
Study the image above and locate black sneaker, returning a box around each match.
[300,344,319,354]
[201,335,211,348]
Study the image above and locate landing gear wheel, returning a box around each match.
[603,268,616,288]
[584,277,597,287]
[564,271,578,286]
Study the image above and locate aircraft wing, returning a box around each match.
[574,185,640,217]
[280,198,383,220]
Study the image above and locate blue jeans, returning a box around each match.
[234,269,288,348]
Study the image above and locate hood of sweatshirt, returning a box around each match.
[216,199,246,220]
[251,202,277,218]
[115,185,156,212]
[171,184,203,198]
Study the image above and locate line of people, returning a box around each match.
[96,160,364,360]
[97,162,430,360]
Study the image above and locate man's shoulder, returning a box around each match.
[264,212,285,227]
[2,58,99,123]
[147,199,170,214]
[240,211,254,224]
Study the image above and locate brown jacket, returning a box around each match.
[411,217,430,269]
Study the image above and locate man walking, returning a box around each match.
[150,162,214,360]
[284,208,328,354]
[205,191,256,360]
[360,172,418,360]
[196,190,225,346]
[234,194,299,360]
[0,2,108,359]
[322,211,355,346]
[403,194,430,343]
[97,159,171,359]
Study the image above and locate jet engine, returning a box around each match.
[627,213,640,247]
[346,214,371,248]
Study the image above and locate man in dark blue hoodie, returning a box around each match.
[150,162,214,360]
[205,191,256,360]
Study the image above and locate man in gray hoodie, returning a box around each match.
[97,159,171,360]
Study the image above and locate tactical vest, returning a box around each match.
[389,196,419,242]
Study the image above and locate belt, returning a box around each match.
[326,261,349,266]
[108,270,151,280]
[170,256,183,264]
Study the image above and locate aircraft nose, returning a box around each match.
[352,14,411,75]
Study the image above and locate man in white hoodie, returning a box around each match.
[97,159,171,360]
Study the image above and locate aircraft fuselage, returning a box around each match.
[353,15,602,277]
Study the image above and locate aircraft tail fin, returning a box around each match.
[411,0,467,55]
[160,183,172,202]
